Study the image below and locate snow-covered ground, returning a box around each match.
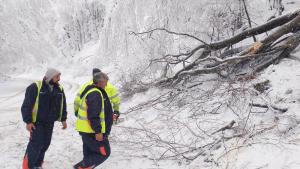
[0,67,181,169]
[1,48,300,169]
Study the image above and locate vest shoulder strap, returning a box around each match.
[83,87,102,99]
[58,84,63,92]
[35,81,42,94]
[80,84,97,99]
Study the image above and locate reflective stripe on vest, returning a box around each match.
[58,85,64,121]
[75,88,106,133]
[32,81,64,122]
[32,81,42,122]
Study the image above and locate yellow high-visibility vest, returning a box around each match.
[75,88,106,133]
[74,80,120,114]
[32,81,64,122]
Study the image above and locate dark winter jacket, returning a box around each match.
[80,85,113,136]
[21,80,67,124]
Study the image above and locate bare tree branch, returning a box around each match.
[130,28,209,45]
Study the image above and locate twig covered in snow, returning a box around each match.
[211,120,236,135]
[250,103,288,113]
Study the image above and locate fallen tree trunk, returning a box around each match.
[254,31,300,72]
[129,9,300,89]
[209,9,300,50]
[154,10,300,85]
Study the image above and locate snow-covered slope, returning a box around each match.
[0,0,61,75]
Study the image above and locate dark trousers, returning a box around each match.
[74,133,110,169]
[23,122,54,168]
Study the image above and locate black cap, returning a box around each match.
[92,68,101,76]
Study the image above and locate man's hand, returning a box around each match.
[61,121,67,129]
[113,111,120,121]
[95,133,103,141]
[26,123,35,133]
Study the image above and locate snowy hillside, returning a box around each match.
[1,0,300,169]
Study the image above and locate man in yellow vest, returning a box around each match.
[21,68,67,169]
[74,68,120,122]
[73,72,113,169]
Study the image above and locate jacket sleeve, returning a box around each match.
[21,83,38,124]
[100,88,113,136]
[61,89,67,122]
[86,91,102,133]
[110,85,121,112]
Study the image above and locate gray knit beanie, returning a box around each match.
[93,72,109,84]
[45,68,61,83]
